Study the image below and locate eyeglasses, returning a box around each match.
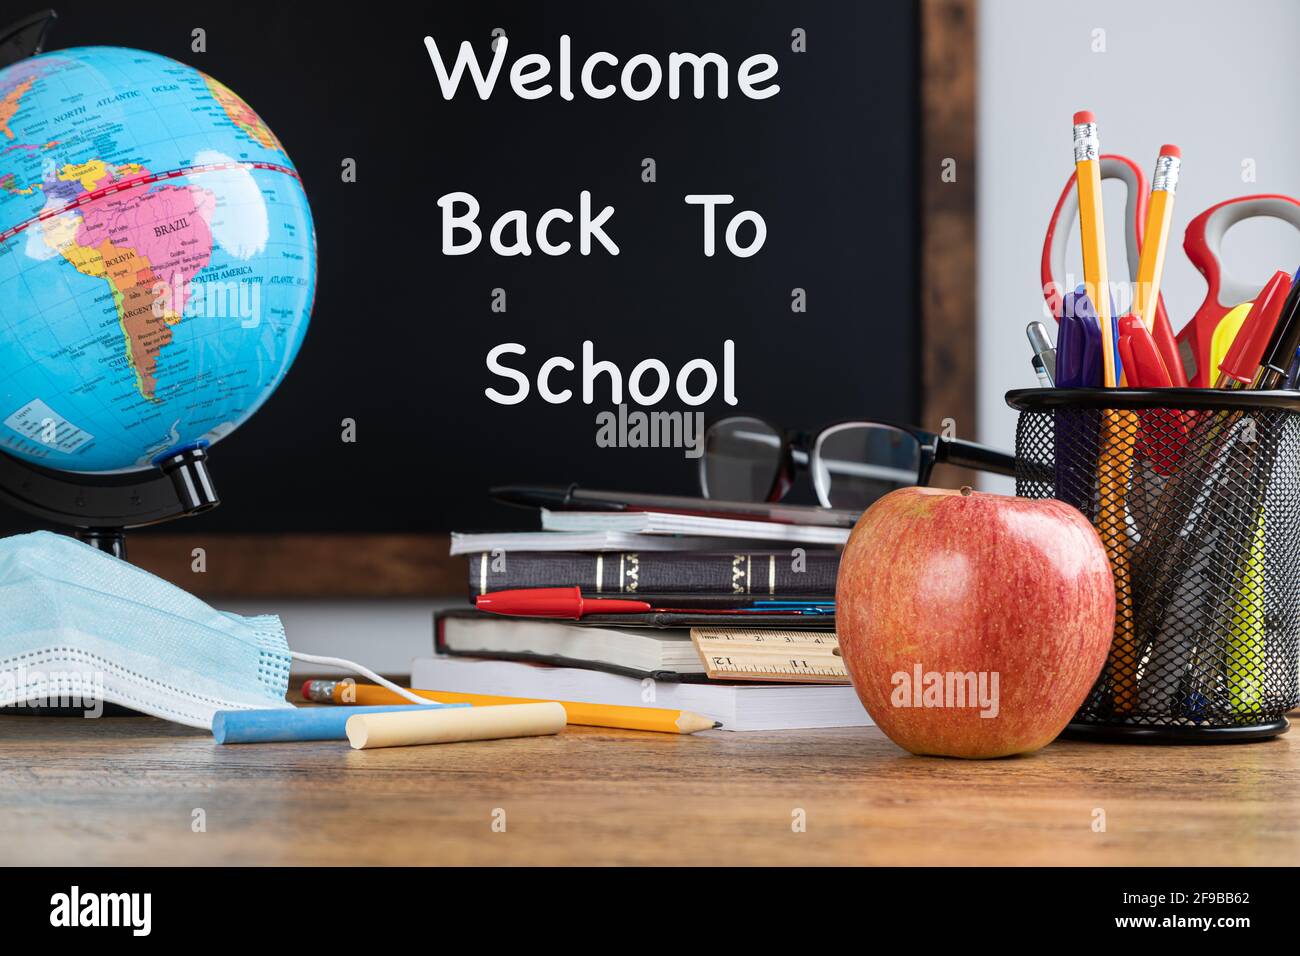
[699,416,1018,510]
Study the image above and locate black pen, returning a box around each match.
[489,484,863,528]
[1251,277,1300,389]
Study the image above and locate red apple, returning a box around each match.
[836,486,1114,758]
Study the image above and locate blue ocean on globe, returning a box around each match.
[0,46,315,474]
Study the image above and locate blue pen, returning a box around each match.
[750,601,835,614]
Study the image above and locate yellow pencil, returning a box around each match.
[1072,110,1116,386]
[301,679,720,734]
[1074,110,1137,710]
[1132,145,1181,334]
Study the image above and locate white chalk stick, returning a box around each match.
[345,702,566,750]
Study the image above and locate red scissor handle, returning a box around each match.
[1180,194,1300,387]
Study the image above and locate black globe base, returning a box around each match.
[0,441,221,713]
[0,444,220,562]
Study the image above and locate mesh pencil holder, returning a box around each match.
[1006,388,1300,742]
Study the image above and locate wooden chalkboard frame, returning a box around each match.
[133,0,978,599]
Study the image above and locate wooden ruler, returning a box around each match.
[690,628,849,683]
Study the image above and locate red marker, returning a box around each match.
[1117,314,1173,388]
[1216,269,1292,388]
[476,586,652,619]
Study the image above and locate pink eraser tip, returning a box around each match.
[300,679,315,698]
[1159,144,1181,158]
[1073,110,1096,125]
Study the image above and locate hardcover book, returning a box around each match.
[467,549,839,596]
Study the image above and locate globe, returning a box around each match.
[0,46,314,474]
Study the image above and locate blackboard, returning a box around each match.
[0,0,919,535]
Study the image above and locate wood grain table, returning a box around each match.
[2,710,1296,865]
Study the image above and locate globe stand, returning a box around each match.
[0,9,56,69]
[0,446,218,717]
[0,446,220,560]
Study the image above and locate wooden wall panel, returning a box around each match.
[920,0,979,489]
[129,533,460,598]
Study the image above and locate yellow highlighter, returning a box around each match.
[1209,302,1254,381]
[1226,510,1267,714]
[1073,110,1137,710]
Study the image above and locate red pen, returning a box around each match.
[474,586,830,619]
[476,586,652,619]
[1215,269,1292,388]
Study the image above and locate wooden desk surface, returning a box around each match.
[3,713,1297,866]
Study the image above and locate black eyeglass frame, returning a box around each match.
[699,415,1018,508]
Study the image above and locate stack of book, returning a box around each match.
[414,498,872,731]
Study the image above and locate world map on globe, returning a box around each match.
[0,46,315,474]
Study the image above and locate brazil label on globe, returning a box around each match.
[0,46,315,474]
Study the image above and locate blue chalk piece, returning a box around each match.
[212,704,468,744]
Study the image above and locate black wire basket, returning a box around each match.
[1007,388,1300,742]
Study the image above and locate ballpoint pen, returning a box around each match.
[475,587,834,619]
[749,601,835,615]
[1026,321,1056,385]
[1285,267,1300,387]
[1030,354,1052,387]
[1251,276,1300,389]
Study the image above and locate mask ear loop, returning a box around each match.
[290,651,439,706]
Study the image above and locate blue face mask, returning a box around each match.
[0,531,294,728]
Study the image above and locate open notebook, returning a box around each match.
[540,509,851,545]
[412,655,871,732]
[449,530,751,555]
[438,613,706,677]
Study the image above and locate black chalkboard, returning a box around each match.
[0,0,919,534]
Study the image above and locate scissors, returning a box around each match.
[1043,161,1300,388]
[1179,195,1300,386]
[1042,154,1183,385]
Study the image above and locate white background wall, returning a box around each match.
[977,0,1300,490]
